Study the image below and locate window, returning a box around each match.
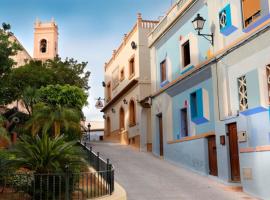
[238,75,248,111]
[120,68,125,81]
[266,65,270,103]
[189,88,210,124]
[160,60,167,83]
[190,92,198,119]
[129,100,136,126]
[40,39,47,53]
[112,67,119,89]
[129,57,135,78]
[107,82,111,101]
[242,0,261,27]
[182,40,191,67]
[119,107,125,130]
[180,108,188,137]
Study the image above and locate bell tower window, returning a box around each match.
[40,39,47,53]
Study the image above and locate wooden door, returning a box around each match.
[181,108,188,137]
[158,114,164,156]
[228,123,240,182]
[208,135,218,176]
[120,108,125,130]
[106,117,111,136]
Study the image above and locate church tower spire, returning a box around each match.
[33,19,58,61]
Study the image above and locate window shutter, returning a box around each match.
[242,0,261,22]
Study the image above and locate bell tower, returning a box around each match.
[33,19,58,61]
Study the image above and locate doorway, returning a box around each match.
[119,107,125,130]
[227,123,241,182]
[106,117,111,136]
[157,114,163,156]
[180,108,188,137]
[208,135,218,176]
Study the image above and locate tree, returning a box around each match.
[46,56,90,90]
[12,134,87,173]
[26,103,82,137]
[0,60,55,105]
[0,57,90,105]
[21,86,40,115]
[0,23,22,78]
[37,84,88,110]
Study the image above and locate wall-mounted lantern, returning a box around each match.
[95,97,105,109]
[131,41,137,50]
[192,14,214,45]
[123,98,128,104]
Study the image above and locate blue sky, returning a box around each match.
[0,0,173,121]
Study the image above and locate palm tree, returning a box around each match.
[21,86,39,115]
[26,103,81,137]
[12,134,87,173]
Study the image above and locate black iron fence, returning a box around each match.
[80,142,114,195]
[0,144,115,200]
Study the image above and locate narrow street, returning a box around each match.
[90,142,257,200]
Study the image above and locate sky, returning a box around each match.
[0,0,173,121]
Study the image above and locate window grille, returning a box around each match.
[238,75,248,111]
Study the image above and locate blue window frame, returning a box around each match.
[190,88,209,124]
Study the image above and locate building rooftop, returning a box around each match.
[104,13,159,71]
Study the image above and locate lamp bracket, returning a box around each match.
[198,31,214,46]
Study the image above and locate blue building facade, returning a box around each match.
[149,0,270,199]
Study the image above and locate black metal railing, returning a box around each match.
[80,142,114,194]
[0,144,115,200]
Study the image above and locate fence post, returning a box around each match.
[106,159,110,193]
[97,152,100,171]
[109,164,114,195]
[65,165,70,200]
[107,159,110,169]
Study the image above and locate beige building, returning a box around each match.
[33,19,58,61]
[10,35,31,67]
[10,19,58,67]
[101,14,158,151]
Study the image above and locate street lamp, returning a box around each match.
[192,14,214,45]
[87,123,91,142]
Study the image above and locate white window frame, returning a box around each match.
[180,33,199,71]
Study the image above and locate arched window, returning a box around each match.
[106,117,111,135]
[129,100,136,126]
[40,39,47,53]
[119,107,125,130]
